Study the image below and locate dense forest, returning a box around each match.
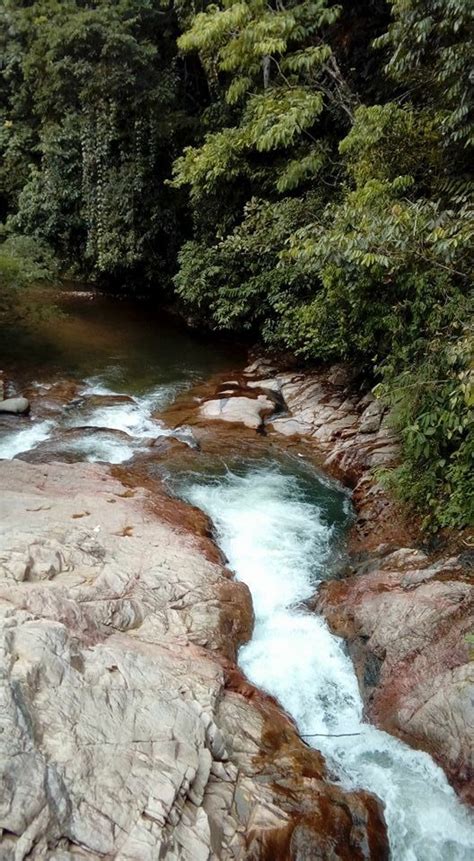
[0,0,472,530]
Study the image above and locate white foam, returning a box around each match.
[0,374,192,467]
[67,402,168,438]
[81,377,123,396]
[82,376,184,412]
[0,420,54,459]
[72,377,180,442]
[182,465,474,861]
[59,434,136,464]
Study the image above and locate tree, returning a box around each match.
[173,0,473,529]
[1,0,188,283]
[375,0,474,146]
[172,1,355,203]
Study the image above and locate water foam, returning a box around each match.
[0,376,189,466]
[0,420,54,460]
[70,377,177,443]
[67,402,169,439]
[182,465,474,861]
[58,433,137,464]
[82,375,185,412]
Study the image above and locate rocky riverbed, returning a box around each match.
[162,356,473,805]
[0,300,472,858]
[0,458,388,860]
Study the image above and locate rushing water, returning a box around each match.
[0,293,241,461]
[1,294,473,859]
[176,462,474,861]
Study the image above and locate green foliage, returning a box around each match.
[383,337,473,530]
[0,234,58,288]
[175,193,318,332]
[2,0,473,530]
[1,0,187,281]
[0,233,59,321]
[173,0,352,203]
[339,104,443,186]
[173,3,473,530]
[375,0,474,145]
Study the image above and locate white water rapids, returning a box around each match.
[179,464,474,861]
[0,376,188,462]
[0,419,54,460]
[1,370,473,859]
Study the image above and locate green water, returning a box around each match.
[1,291,242,394]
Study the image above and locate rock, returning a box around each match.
[230,360,473,804]
[243,359,277,377]
[247,378,281,394]
[16,427,137,465]
[0,460,388,859]
[312,413,359,442]
[326,365,357,387]
[271,416,313,437]
[359,400,385,434]
[79,393,137,409]
[22,380,83,419]
[318,552,474,804]
[0,396,30,415]
[200,394,275,430]
[262,368,405,548]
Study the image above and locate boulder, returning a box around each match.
[247,377,281,394]
[359,400,385,434]
[318,550,474,804]
[0,396,30,415]
[200,394,275,430]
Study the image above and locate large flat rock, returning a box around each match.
[0,460,387,860]
[199,395,274,430]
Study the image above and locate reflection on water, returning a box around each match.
[1,291,242,393]
[0,290,242,461]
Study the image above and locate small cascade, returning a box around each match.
[179,462,474,861]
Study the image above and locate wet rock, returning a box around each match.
[0,396,30,415]
[80,393,137,409]
[231,358,472,804]
[17,427,136,465]
[21,380,83,421]
[0,459,387,859]
[200,394,275,430]
[259,369,404,547]
[318,552,474,804]
[243,359,278,377]
[247,378,281,394]
[271,416,313,437]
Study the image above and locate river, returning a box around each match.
[1,293,473,859]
